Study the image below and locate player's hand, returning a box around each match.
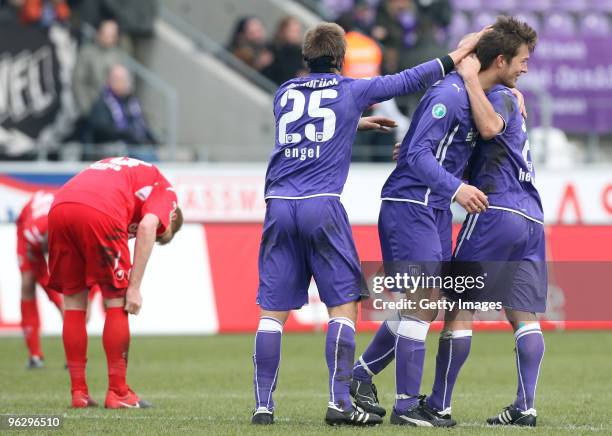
[392,142,401,161]
[510,87,528,119]
[457,26,492,53]
[456,54,481,82]
[357,116,397,132]
[124,287,142,315]
[454,184,489,214]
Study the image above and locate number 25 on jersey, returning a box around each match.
[278,89,337,145]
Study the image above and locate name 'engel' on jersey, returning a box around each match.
[264,59,446,199]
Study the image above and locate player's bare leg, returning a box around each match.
[487,309,543,427]
[426,308,475,418]
[20,272,44,368]
[251,309,288,424]
[102,297,151,409]
[63,289,98,408]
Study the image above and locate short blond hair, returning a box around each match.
[302,22,346,62]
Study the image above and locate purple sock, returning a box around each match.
[353,312,400,382]
[394,317,430,413]
[253,317,283,410]
[326,317,356,411]
[513,324,545,411]
[427,330,472,412]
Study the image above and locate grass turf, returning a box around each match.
[0,331,611,434]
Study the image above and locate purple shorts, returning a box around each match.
[378,201,452,290]
[256,197,366,311]
[449,208,547,313]
[379,201,453,262]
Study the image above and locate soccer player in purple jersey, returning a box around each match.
[423,18,545,427]
[251,21,485,426]
[350,18,539,427]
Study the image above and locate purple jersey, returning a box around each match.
[381,73,478,209]
[264,59,446,199]
[466,85,544,223]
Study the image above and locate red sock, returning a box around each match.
[44,288,64,313]
[63,310,88,394]
[21,299,42,358]
[103,307,130,396]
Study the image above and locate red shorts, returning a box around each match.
[48,203,131,299]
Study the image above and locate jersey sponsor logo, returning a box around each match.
[432,103,447,119]
[90,157,152,172]
[465,128,478,145]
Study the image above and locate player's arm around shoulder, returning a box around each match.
[456,55,504,140]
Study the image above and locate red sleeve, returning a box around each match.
[141,182,178,235]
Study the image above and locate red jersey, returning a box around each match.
[53,157,178,236]
[16,190,55,281]
[17,190,55,253]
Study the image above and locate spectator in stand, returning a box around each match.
[228,16,273,73]
[73,19,123,117]
[0,0,22,22]
[371,0,418,73]
[336,12,382,78]
[263,16,306,85]
[101,0,159,59]
[19,0,69,27]
[85,64,156,151]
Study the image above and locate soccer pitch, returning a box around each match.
[1,331,611,434]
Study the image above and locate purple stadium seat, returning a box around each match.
[555,0,588,13]
[491,0,517,11]
[580,12,611,35]
[591,0,612,13]
[448,12,470,46]
[450,0,481,12]
[517,0,551,12]
[321,0,354,19]
[544,12,576,35]
[472,11,497,32]
[513,12,542,34]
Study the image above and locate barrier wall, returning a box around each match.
[0,163,611,334]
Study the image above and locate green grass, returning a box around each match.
[1,332,611,434]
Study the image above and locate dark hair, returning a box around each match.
[476,16,537,70]
[228,16,260,49]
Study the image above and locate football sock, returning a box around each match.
[21,299,42,358]
[427,330,472,411]
[513,323,545,411]
[394,316,429,413]
[253,317,283,410]
[352,311,400,382]
[63,310,88,394]
[326,317,355,411]
[103,307,130,396]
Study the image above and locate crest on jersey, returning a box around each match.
[432,103,447,119]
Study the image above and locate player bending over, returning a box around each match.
[16,190,64,369]
[426,17,544,427]
[251,21,484,426]
[350,17,536,428]
[47,157,182,408]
